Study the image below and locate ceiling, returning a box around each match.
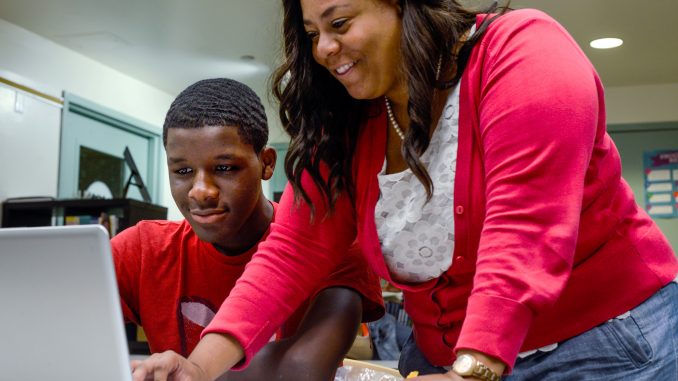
[1,0,676,97]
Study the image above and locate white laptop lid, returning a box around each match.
[0,225,132,381]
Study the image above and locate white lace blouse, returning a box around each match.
[375,83,461,283]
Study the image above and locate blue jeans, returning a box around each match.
[399,282,678,380]
[368,312,412,360]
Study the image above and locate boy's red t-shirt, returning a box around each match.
[111,203,383,356]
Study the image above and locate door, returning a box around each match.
[58,93,161,203]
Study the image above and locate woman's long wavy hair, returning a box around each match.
[271,0,509,216]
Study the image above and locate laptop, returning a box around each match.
[0,225,133,381]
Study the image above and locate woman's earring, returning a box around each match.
[435,54,442,81]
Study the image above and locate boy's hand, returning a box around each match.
[131,333,244,381]
[131,350,207,381]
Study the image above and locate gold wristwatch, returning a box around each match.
[451,354,501,381]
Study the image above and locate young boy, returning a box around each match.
[111,78,383,380]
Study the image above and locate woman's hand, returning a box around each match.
[408,349,506,381]
[408,371,486,380]
[131,351,208,381]
[407,371,457,380]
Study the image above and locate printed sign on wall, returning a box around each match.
[644,149,678,218]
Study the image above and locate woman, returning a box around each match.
[133,0,678,380]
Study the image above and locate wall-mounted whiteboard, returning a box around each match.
[0,81,62,220]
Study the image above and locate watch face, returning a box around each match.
[454,354,475,374]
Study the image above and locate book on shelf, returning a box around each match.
[63,213,120,237]
[64,215,98,225]
[108,214,119,237]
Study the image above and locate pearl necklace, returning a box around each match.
[384,96,405,140]
[385,55,443,140]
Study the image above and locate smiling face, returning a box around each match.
[301,0,405,101]
[166,126,275,254]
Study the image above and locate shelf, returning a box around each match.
[2,198,167,234]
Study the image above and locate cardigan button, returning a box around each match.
[455,205,464,215]
[455,256,465,264]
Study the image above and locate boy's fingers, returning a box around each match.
[152,367,170,381]
[130,359,142,372]
[131,352,179,381]
[131,364,148,381]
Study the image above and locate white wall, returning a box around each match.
[0,19,177,219]
[0,19,173,128]
[0,18,290,221]
[606,82,678,125]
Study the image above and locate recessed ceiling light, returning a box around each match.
[589,38,623,49]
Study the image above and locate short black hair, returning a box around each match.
[163,78,268,152]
